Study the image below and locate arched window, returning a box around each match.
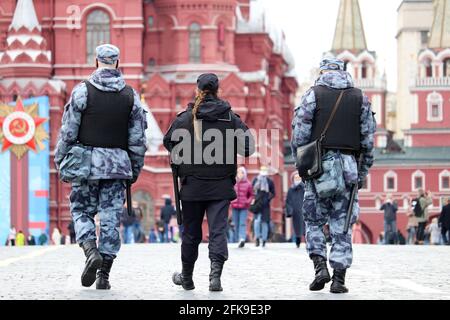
[189,23,201,63]
[443,58,450,77]
[427,91,443,122]
[218,22,225,46]
[86,10,111,64]
[384,171,397,192]
[361,61,368,79]
[423,58,433,77]
[440,170,450,191]
[412,170,426,191]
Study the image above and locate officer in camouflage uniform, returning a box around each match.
[55,44,147,290]
[291,58,376,294]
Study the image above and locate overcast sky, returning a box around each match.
[261,0,403,91]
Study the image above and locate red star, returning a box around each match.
[0,97,47,152]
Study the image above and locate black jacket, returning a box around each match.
[439,204,450,229]
[285,182,306,237]
[161,198,176,224]
[164,96,255,201]
[252,177,275,222]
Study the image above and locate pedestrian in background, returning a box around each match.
[427,218,441,245]
[51,228,62,245]
[16,230,25,246]
[285,172,305,248]
[252,166,275,248]
[377,232,384,245]
[161,197,176,243]
[67,221,76,244]
[380,194,398,244]
[231,166,254,248]
[439,198,450,245]
[406,202,418,245]
[121,204,136,244]
[38,231,48,245]
[413,189,432,245]
[133,202,145,243]
[8,226,16,246]
[27,234,36,246]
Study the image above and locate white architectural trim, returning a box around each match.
[81,3,118,21]
[54,74,143,80]
[439,170,450,191]
[384,170,398,192]
[411,170,426,192]
[436,48,450,62]
[112,24,144,29]
[426,91,444,122]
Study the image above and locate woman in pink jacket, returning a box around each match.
[231,167,254,248]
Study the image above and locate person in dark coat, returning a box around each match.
[252,166,275,248]
[285,172,305,248]
[161,197,176,243]
[439,198,450,245]
[164,73,255,292]
[67,221,76,244]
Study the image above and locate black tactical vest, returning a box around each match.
[310,85,363,152]
[176,108,238,180]
[78,81,134,150]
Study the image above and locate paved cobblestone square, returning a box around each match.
[0,243,449,300]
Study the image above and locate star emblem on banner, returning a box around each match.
[0,97,48,159]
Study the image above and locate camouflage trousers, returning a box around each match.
[302,180,359,270]
[70,179,126,259]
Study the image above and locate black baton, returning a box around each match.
[343,153,364,235]
[126,181,133,217]
[171,165,183,226]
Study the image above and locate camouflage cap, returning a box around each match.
[320,58,345,71]
[96,44,120,65]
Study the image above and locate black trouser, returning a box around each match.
[416,222,427,242]
[181,200,230,265]
[442,227,449,245]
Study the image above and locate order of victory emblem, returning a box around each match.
[0,97,48,159]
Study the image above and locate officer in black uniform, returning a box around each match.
[164,73,255,292]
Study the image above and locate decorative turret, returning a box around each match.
[428,0,450,50]
[332,0,367,54]
[0,0,52,78]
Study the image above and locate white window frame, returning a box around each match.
[384,171,398,192]
[412,170,426,192]
[427,91,444,122]
[439,170,450,191]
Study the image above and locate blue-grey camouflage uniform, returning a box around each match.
[54,45,148,258]
[291,61,376,270]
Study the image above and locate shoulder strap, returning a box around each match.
[320,90,345,141]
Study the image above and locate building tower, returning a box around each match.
[396,0,434,139]
[324,0,388,149]
[407,0,450,147]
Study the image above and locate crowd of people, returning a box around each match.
[378,190,450,246]
[5,185,449,248]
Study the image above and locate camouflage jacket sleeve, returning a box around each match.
[128,90,148,180]
[54,82,88,169]
[291,88,316,156]
[359,94,377,182]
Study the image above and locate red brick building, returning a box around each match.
[0,0,298,238]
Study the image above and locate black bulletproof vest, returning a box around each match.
[310,85,362,151]
[177,108,238,180]
[78,81,134,150]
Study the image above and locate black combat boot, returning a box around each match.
[80,240,103,287]
[96,256,114,290]
[309,255,331,291]
[209,261,224,292]
[172,263,195,290]
[238,240,245,248]
[255,239,260,247]
[330,269,349,294]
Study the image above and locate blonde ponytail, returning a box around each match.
[192,90,207,141]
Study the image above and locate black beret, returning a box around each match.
[197,73,219,92]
